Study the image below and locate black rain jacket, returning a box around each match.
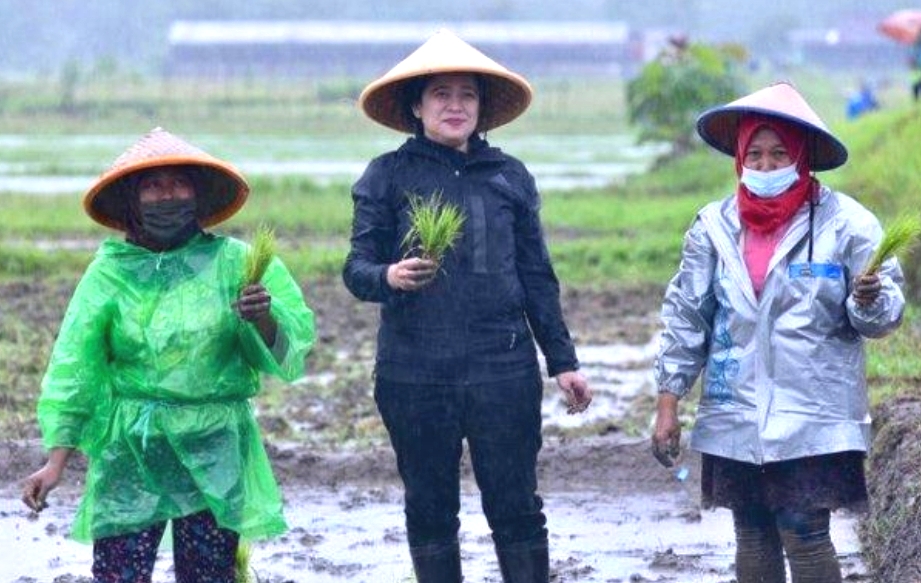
[342,134,579,384]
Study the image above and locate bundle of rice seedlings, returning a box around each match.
[401,190,465,264]
[234,542,259,583]
[862,214,921,276]
[243,224,276,286]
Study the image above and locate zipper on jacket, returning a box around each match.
[799,183,817,277]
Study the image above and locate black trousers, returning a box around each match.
[375,374,548,549]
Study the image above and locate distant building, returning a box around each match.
[787,26,904,70]
[164,20,635,79]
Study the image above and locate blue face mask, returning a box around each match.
[740,164,799,198]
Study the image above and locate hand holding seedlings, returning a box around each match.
[238,225,279,345]
[235,283,278,347]
[855,213,921,307]
[387,257,439,291]
[235,284,272,321]
[852,273,882,307]
[556,370,592,414]
[401,191,465,267]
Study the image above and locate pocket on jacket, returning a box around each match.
[786,262,847,319]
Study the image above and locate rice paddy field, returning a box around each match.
[3,67,921,581]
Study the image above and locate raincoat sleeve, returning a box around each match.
[513,167,579,377]
[342,155,401,304]
[843,214,906,338]
[37,261,113,453]
[237,256,315,381]
[654,216,719,398]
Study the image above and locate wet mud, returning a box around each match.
[0,279,873,582]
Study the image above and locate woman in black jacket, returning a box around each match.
[342,29,592,583]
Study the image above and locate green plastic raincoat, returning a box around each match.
[37,233,315,543]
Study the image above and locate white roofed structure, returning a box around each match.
[164,20,636,78]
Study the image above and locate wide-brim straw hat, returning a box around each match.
[83,127,249,231]
[696,81,848,171]
[358,28,533,133]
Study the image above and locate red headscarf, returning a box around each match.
[735,113,817,234]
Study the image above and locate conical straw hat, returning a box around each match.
[83,127,249,231]
[696,81,848,171]
[359,28,533,133]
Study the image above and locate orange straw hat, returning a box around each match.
[696,81,848,171]
[83,127,249,231]
[358,28,533,133]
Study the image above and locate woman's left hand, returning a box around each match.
[236,284,278,346]
[556,371,592,414]
[236,284,272,321]
[852,273,882,307]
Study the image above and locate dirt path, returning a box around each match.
[0,279,871,582]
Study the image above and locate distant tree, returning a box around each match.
[627,37,746,156]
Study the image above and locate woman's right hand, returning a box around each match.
[386,257,438,291]
[21,448,71,513]
[652,393,681,468]
[852,272,882,307]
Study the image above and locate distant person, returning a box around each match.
[20,128,316,582]
[845,80,879,120]
[651,82,905,583]
[909,37,921,101]
[343,29,592,582]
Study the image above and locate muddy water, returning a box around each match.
[0,133,667,194]
[0,485,868,583]
[0,160,645,194]
[0,339,868,582]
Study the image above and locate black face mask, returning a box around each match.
[139,199,199,249]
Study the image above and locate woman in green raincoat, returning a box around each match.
[20,128,315,583]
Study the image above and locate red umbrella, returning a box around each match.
[878,9,921,45]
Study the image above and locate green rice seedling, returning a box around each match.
[243,224,276,285]
[401,190,465,265]
[863,214,921,276]
[234,541,260,583]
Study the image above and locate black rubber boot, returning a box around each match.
[496,540,549,583]
[734,522,786,583]
[409,540,463,583]
[780,528,842,583]
[778,509,842,583]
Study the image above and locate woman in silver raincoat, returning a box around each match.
[651,82,905,583]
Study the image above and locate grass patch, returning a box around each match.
[0,244,92,280]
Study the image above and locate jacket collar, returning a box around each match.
[401,134,505,168]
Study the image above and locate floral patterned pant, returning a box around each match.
[92,510,239,583]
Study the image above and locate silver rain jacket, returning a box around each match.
[654,185,905,464]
